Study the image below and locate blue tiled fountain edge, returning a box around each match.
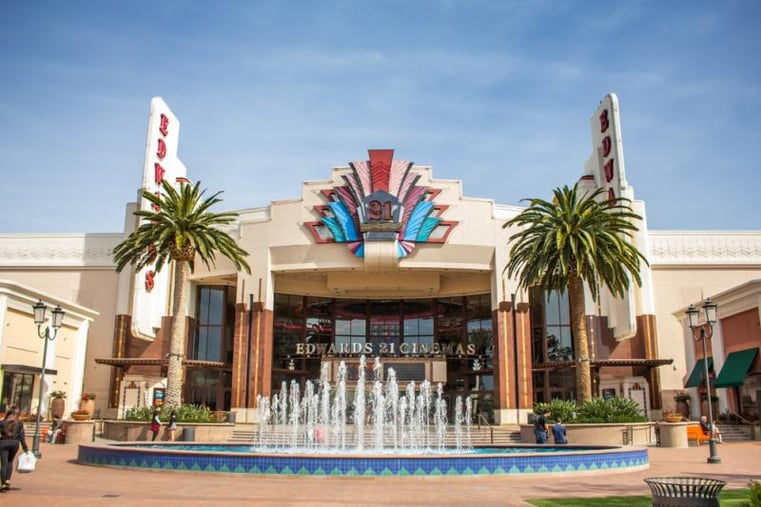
[77,444,649,477]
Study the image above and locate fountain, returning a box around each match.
[77,356,649,476]
[252,356,464,454]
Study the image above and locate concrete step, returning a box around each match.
[715,423,753,441]
[231,425,523,446]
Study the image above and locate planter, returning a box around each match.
[71,413,91,421]
[79,398,95,417]
[663,415,683,423]
[51,397,66,419]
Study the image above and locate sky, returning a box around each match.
[1,1,760,233]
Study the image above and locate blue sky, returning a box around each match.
[1,1,759,233]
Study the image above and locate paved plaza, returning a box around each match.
[2,439,760,506]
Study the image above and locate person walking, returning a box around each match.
[150,409,162,442]
[0,407,28,491]
[552,418,567,444]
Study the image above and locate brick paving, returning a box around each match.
[2,439,760,506]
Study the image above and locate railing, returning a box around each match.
[475,414,494,443]
[724,410,753,425]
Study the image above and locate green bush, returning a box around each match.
[576,397,647,423]
[533,399,578,423]
[749,479,761,507]
[123,404,216,423]
[533,397,647,424]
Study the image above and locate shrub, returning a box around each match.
[534,397,647,424]
[533,399,578,423]
[576,397,647,423]
[123,404,216,423]
[749,479,761,507]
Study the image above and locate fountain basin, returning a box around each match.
[77,442,648,476]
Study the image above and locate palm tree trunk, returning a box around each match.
[568,275,592,402]
[166,259,189,407]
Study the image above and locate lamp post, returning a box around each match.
[685,298,720,464]
[31,299,65,458]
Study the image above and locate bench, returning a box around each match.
[686,424,711,445]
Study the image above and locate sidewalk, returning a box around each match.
[3,440,760,506]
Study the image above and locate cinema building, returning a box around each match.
[1,95,760,425]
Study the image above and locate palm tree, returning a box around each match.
[503,183,647,402]
[113,180,251,407]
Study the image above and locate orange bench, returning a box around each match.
[686,424,711,445]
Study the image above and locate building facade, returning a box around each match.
[1,96,760,424]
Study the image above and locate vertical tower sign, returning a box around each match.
[589,93,630,200]
[131,97,188,339]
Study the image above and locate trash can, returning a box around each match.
[226,411,236,424]
[644,477,726,506]
[180,426,195,442]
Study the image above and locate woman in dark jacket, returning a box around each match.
[0,407,28,490]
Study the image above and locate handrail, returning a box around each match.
[475,413,490,429]
[724,410,753,426]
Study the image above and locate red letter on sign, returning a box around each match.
[604,159,614,182]
[602,136,612,157]
[154,163,165,184]
[599,110,609,133]
[159,114,169,136]
[145,270,155,292]
[156,138,167,160]
[151,191,161,212]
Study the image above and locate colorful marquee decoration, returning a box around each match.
[306,150,457,258]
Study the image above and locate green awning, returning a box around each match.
[715,348,759,388]
[684,357,713,388]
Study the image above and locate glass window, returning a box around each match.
[192,286,231,362]
[403,300,434,354]
[334,299,367,354]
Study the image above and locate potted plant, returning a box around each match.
[663,411,684,423]
[674,391,691,418]
[79,393,96,416]
[50,390,67,419]
[70,409,91,421]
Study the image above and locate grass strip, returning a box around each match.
[526,488,748,506]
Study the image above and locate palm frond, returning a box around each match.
[112,179,251,275]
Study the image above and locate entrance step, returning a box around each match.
[229,425,523,446]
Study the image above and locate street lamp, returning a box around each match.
[31,299,65,458]
[685,298,720,464]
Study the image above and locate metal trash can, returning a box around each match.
[180,426,195,442]
[226,411,236,424]
[644,477,726,506]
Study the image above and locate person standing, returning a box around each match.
[167,410,178,442]
[552,418,567,444]
[534,410,550,444]
[150,409,161,442]
[0,407,28,491]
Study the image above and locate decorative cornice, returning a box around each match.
[648,231,761,266]
[0,233,121,268]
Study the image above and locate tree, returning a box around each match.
[113,180,251,407]
[503,183,647,402]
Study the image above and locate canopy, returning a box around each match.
[714,348,759,388]
[684,357,713,388]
